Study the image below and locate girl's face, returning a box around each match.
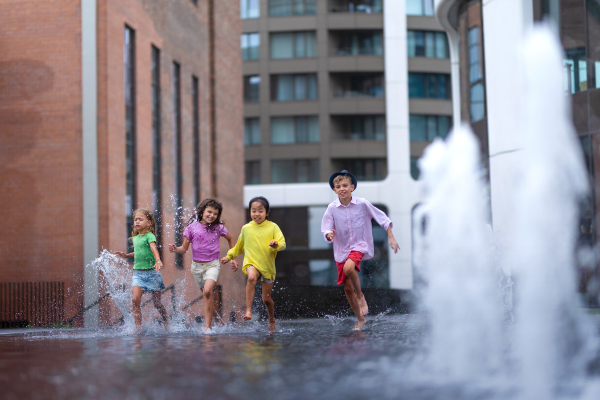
[134,212,151,232]
[250,201,268,224]
[201,206,220,225]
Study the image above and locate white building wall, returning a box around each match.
[244,0,422,290]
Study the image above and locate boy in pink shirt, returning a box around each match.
[321,170,400,330]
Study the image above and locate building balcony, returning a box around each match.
[328,55,383,72]
[330,140,386,158]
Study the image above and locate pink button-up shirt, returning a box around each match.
[321,196,392,263]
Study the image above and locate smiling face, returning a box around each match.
[201,206,220,225]
[250,201,269,224]
[333,177,354,202]
[134,212,151,233]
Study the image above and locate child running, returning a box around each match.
[321,170,400,330]
[114,209,169,333]
[169,198,237,333]
[221,196,285,332]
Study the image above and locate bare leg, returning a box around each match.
[245,268,260,321]
[261,282,276,332]
[343,259,368,316]
[203,279,217,332]
[152,291,169,331]
[343,280,365,330]
[132,286,143,332]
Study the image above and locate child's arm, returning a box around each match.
[223,231,239,271]
[269,224,286,252]
[321,205,335,243]
[114,251,134,258]
[221,229,244,265]
[168,237,190,254]
[150,242,164,271]
[365,201,400,253]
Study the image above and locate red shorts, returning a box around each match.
[336,251,364,285]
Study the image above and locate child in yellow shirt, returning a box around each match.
[221,196,285,332]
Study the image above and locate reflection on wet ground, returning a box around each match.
[1,315,598,400]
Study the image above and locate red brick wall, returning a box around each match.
[0,0,84,324]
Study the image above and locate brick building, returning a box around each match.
[0,0,245,328]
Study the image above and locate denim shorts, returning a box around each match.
[132,269,166,293]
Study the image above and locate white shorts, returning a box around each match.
[191,260,220,290]
[247,266,275,284]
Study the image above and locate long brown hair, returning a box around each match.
[186,198,224,232]
[130,208,157,238]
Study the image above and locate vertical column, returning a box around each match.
[81,0,99,328]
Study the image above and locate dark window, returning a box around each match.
[271,32,317,59]
[244,75,260,102]
[245,161,261,184]
[192,75,200,206]
[241,0,259,19]
[332,73,383,97]
[407,30,448,58]
[409,73,451,99]
[271,74,318,101]
[468,27,485,122]
[332,158,386,181]
[271,116,319,143]
[331,30,383,56]
[406,0,434,16]
[151,45,162,254]
[242,33,260,61]
[410,157,420,180]
[329,0,383,13]
[332,115,385,140]
[409,114,452,141]
[271,159,320,183]
[244,118,261,145]
[125,26,136,250]
[269,0,317,16]
[172,62,183,269]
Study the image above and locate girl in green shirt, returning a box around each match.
[114,209,168,333]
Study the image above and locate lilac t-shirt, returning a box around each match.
[183,221,228,262]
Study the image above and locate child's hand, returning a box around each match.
[326,230,336,242]
[269,240,278,248]
[153,260,163,272]
[389,238,400,254]
[220,256,230,265]
[168,244,176,253]
[113,251,126,258]
[231,259,239,272]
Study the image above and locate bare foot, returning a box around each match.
[203,327,213,334]
[353,319,366,331]
[268,318,276,333]
[133,326,143,335]
[243,310,252,321]
[358,294,369,316]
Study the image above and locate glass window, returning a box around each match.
[245,161,261,184]
[407,30,448,58]
[271,32,316,59]
[241,33,260,61]
[244,118,261,145]
[272,159,319,183]
[408,73,451,99]
[406,0,434,16]
[271,116,319,143]
[151,45,162,252]
[332,159,386,181]
[329,0,383,13]
[241,0,259,19]
[269,0,316,16]
[272,74,318,101]
[125,26,136,252]
[244,75,260,102]
[334,73,383,97]
[410,115,452,141]
[332,31,383,56]
[339,115,385,140]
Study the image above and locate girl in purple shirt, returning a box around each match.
[169,198,238,332]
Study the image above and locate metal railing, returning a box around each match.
[1,282,65,328]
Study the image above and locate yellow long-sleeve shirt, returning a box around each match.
[226,220,286,280]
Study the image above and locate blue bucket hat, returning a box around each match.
[329,170,358,190]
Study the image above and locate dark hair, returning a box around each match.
[248,196,270,219]
[187,198,224,232]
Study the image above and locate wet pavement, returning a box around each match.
[2,314,600,400]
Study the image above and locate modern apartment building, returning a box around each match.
[435,0,600,303]
[241,0,453,308]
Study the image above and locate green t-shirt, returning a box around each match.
[132,232,157,270]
